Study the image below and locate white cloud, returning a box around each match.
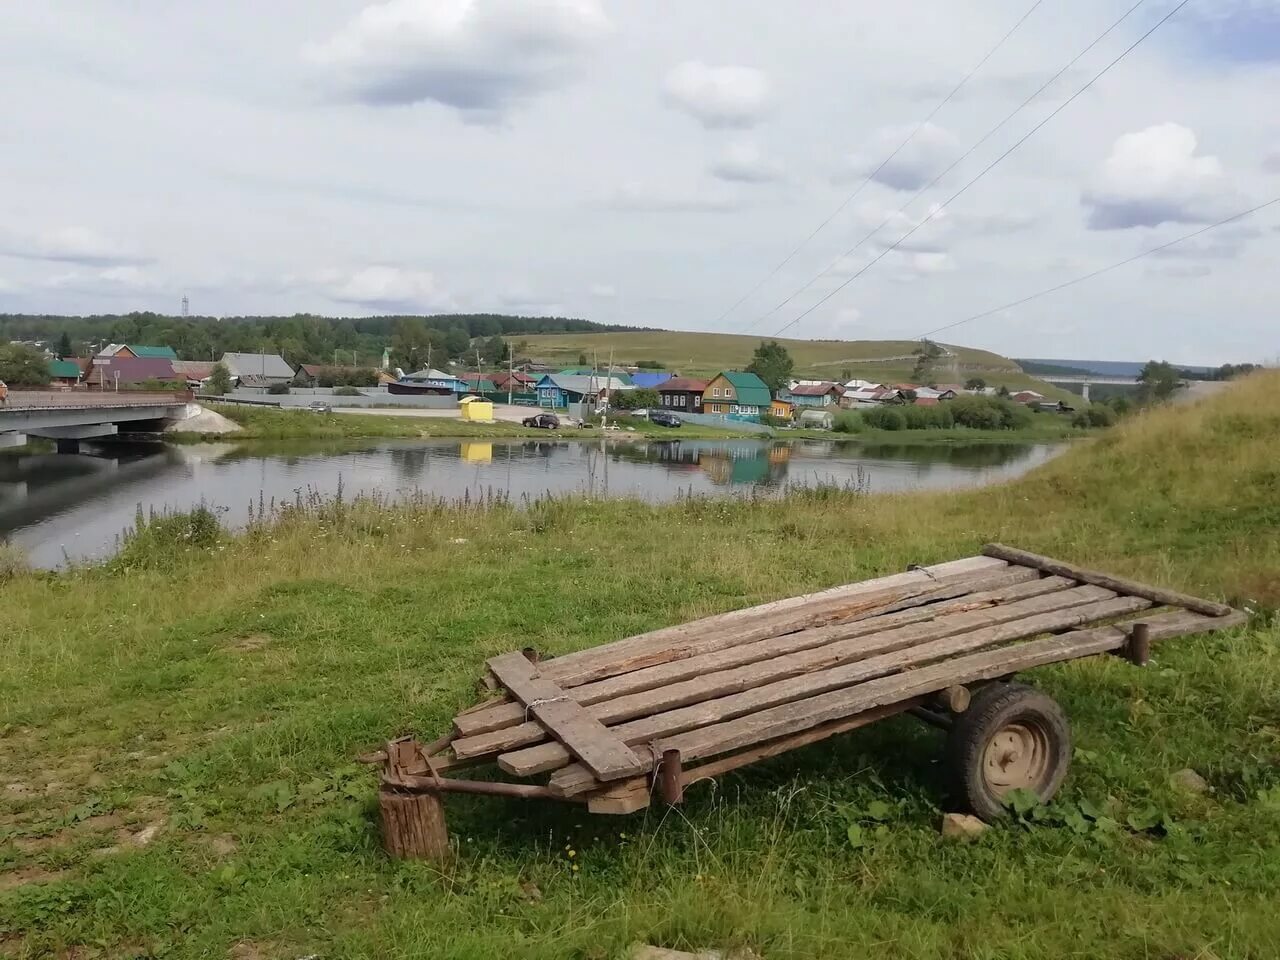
[662,61,771,129]
[708,140,784,183]
[589,283,616,298]
[608,181,740,213]
[0,226,150,267]
[304,0,610,122]
[320,266,457,312]
[1264,147,1280,173]
[838,122,959,191]
[1082,123,1235,230]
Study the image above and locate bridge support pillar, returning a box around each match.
[0,432,27,449]
[1081,382,1091,403]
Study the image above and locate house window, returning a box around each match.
[712,387,720,397]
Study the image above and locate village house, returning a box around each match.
[48,359,82,386]
[391,367,465,395]
[770,397,795,421]
[94,343,179,360]
[292,363,374,387]
[656,377,707,413]
[783,381,845,407]
[702,371,771,421]
[1012,390,1047,405]
[86,356,178,388]
[218,352,294,386]
[171,360,215,389]
[535,374,628,408]
[628,371,674,389]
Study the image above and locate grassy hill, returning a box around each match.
[518,331,1069,397]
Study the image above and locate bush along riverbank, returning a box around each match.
[2,374,1279,958]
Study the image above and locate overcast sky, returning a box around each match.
[2,0,1278,363]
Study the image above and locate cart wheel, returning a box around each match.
[946,682,1071,822]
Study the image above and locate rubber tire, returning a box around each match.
[946,682,1071,822]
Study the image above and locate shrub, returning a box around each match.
[611,387,660,410]
[901,404,954,430]
[833,411,862,433]
[634,360,665,369]
[948,395,1032,430]
[0,541,29,582]
[862,406,907,431]
[1072,403,1117,428]
[334,386,362,397]
[114,505,222,570]
[267,382,290,395]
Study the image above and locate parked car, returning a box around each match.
[629,408,650,419]
[307,400,332,414]
[522,412,560,429]
[648,410,682,428]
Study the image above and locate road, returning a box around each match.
[334,404,537,424]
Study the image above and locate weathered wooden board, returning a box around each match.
[486,653,645,781]
[454,569,1058,740]
[454,583,1113,763]
[535,556,1010,688]
[548,608,1244,795]
[529,594,1153,788]
[984,543,1233,617]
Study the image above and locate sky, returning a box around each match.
[1,0,1278,364]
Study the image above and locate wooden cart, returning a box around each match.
[370,544,1245,860]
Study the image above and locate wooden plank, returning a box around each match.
[680,699,924,787]
[586,776,651,815]
[982,543,1234,617]
[551,608,1244,795]
[662,609,1247,765]
[537,556,1010,688]
[531,593,1153,789]
[455,583,1112,764]
[453,568,1054,739]
[486,653,645,781]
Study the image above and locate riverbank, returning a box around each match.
[169,402,764,442]
[787,419,1086,444]
[3,374,1278,958]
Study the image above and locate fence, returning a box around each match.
[668,411,775,436]
[206,388,458,410]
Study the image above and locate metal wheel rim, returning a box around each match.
[982,721,1051,795]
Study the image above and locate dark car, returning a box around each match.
[522,412,560,429]
[648,410,682,428]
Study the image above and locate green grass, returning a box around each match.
[3,375,1280,958]
[518,332,1073,399]
[788,419,1085,444]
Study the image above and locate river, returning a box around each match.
[1,437,1061,568]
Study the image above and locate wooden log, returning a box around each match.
[379,786,450,861]
[535,556,1010,688]
[1127,621,1151,666]
[460,583,1116,765]
[587,776,651,814]
[454,570,1058,739]
[659,748,684,805]
[981,543,1234,617]
[487,652,645,780]
[681,699,923,787]
[535,593,1153,790]
[937,685,971,713]
[661,610,1246,765]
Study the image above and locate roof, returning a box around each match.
[537,374,629,394]
[559,367,634,385]
[914,397,941,406]
[914,386,956,400]
[658,377,708,393]
[629,372,673,389]
[171,360,215,380]
[219,352,294,379]
[462,378,499,393]
[48,359,82,379]
[130,345,178,359]
[772,397,795,408]
[1012,390,1046,402]
[788,382,844,397]
[798,408,835,421]
[403,367,460,383]
[712,371,772,408]
[89,356,178,383]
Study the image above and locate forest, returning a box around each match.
[0,312,641,370]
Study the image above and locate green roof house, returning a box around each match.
[701,371,771,421]
[130,345,179,359]
[49,359,82,383]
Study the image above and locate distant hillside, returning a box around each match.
[1019,358,1217,377]
[519,331,1071,398]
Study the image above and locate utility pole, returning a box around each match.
[507,347,514,405]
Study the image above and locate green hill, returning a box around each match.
[517,331,1069,397]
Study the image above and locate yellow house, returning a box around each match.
[770,398,795,421]
[459,396,494,421]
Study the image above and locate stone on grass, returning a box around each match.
[630,946,761,960]
[1170,768,1210,794]
[941,812,988,840]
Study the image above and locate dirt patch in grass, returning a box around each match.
[0,864,69,891]
[225,633,273,653]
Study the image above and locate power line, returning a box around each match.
[709,0,1048,330]
[748,0,1148,331]
[915,196,1280,339]
[773,0,1193,338]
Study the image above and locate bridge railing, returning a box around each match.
[2,390,193,411]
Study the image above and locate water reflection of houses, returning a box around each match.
[608,440,792,487]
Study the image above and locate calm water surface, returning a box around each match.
[1,438,1061,567]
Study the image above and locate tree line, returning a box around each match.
[0,312,642,370]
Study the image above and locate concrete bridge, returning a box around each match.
[1035,374,1142,401]
[0,392,192,453]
